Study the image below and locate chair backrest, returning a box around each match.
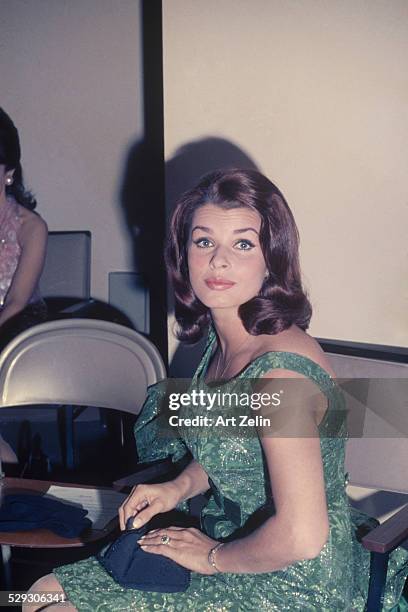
[0,319,166,415]
[39,231,91,299]
[325,350,408,493]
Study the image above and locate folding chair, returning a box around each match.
[325,345,408,611]
[0,319,167,587]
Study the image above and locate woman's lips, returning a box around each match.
[204,278,236,290]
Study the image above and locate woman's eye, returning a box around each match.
[235,239,255,250]
[194,238,214,248]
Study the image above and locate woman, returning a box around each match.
[0,107,48,345]
[27,169,407,610]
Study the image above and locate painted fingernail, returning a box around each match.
[133,519,140,528]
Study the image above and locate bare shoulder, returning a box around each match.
[17,206,48,243]
[255,325,336,378]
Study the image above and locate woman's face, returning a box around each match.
[187,203,268,311]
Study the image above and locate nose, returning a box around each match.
[209,245,230,270]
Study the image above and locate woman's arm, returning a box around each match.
[172,457,211,501]
[0,214,47,327]
[213,442,329,572]
[212,369,329,572]
[140,370,330,574]
[210,370,329,573]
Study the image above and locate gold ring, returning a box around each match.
[161,534,171,545]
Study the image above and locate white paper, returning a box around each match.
[46,486,127,529]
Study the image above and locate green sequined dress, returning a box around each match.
[54,330,408,611]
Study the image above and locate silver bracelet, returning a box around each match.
[208,542,224,573]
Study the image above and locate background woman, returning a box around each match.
[0,107,48,346]
[26,169,407,610]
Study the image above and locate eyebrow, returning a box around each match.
[191,225,259,235]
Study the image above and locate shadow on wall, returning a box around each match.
[119,139,167,358]
[120,136,260,377]
[120,140,163,290]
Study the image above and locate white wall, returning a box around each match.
[163,0,408,357]
[1,0,143,300]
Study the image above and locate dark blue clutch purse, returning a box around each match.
[97,518,190,592]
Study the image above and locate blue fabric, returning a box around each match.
[0,494,91,538]
[97,519,190,592]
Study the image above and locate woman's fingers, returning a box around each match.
[138,527,194,548]
[139,541,177,560]
[129,498,162,528]
[118,502,126,531]
[119,488,153,530]
[138,530,183,544]
[118,482,182,529]
[138,535,182,546]
[138,530,182,558]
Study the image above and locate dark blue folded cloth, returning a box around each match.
[0,494,92,538]
[97,518,190,592]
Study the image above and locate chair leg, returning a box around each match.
[17,420,32,476]
[366,551,390,612]
[0,545,12,590]
[57,405,75,470]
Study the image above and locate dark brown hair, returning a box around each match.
[166,168,312,343]
[0,107,36,210]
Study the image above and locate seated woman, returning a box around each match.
[0,107,48,349]
[26,169,407,610]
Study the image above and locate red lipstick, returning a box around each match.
[205,278,236,290]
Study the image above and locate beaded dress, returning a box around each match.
[54,329,408,611]
[0,197,46,338]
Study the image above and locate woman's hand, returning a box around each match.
[138,526,219,575]
[118,481,181,530]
